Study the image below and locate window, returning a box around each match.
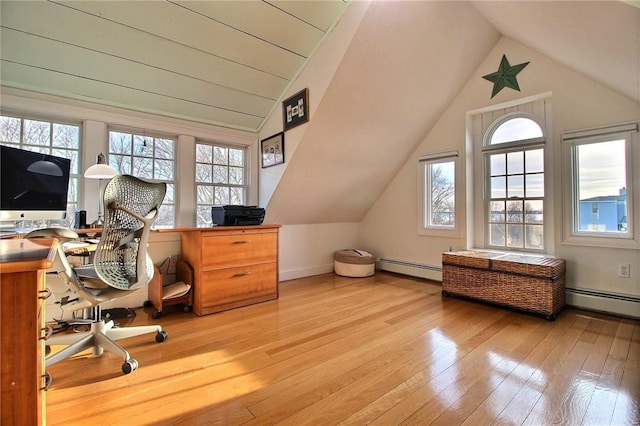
[195,142,246,227]
[419,151,458,234]
[0,114,81,227]
[108,129,176,228]
[562,123,637,247]
[484,114,545,251]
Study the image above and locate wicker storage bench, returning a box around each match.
[442,250,566,320]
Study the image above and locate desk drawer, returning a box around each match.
[197,263,277,315]
[201,232,277,270]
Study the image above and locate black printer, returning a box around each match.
[211,205,265,226]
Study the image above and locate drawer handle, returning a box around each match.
[41,371,53,391]
[38,288,52,300]
[233,240,252,244]
[233,271,252,278]
[41,325,54,341]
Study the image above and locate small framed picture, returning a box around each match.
[261,132,285,168]
[283,88,309,131]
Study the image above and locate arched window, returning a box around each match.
[489,116,544,145]
[482,113,546,251]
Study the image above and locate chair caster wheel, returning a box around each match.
[156,330,168,343]
[152,310,162,319]
[122,359,138,374]
[45,345,51,356]
[183,305,192,313]
[143,300,153,308]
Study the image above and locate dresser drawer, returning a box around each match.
[197,262,277,315]
[201,232,277,270]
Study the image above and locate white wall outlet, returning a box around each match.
[617,263,630,278]
[168,254,179,274]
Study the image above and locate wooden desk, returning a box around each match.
[159,225,280,316]
[0,238,57,426]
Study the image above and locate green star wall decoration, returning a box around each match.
[482,54,529,98]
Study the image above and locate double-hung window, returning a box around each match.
[107,129,176,228]
[0,114,81,227]
[562,123,638,248]
[195,142,247,227]
[483,114,546,251]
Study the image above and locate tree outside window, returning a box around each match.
[484,115,545,251]
[420,153,457,234]
[195,142,246,227]
[0,115,80,228]
[108,130,175,228]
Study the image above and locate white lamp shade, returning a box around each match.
[84,163,117,179]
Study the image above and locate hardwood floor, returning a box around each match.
[45,272,639,425]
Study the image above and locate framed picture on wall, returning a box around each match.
[282,88,309,131]
[261,132,285,168]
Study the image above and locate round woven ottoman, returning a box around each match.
[334,249,375,277]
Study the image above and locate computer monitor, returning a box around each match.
[0,145,71,222]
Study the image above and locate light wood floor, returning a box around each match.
[46,272,639,425]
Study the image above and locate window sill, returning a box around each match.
[561,234,640,250]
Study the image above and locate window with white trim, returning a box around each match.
[107,129,176,228]
[562,123,637,248]
[483,113,546,251]
[419,152,458,233]
[195,142,247,227]
[0,114,81,227]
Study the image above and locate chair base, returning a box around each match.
[46,313,166,374]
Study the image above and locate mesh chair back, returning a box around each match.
[93,175,166,290]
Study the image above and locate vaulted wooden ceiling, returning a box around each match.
[0,0,349,132]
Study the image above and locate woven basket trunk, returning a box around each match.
[442,251,566,320]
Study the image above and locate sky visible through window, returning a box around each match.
[577,140,626,200]
[494,120,626,200]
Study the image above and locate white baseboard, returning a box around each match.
[279,263,335,282]
[566,288,640,319]
[377,258,442,282]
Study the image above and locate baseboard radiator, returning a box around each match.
[566,287,640,319]
[377,258,442,282]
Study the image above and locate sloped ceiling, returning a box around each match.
[2,1,639,226]
[265,0,500,224]
[265,0,640,225]
[0,0,349,132]
[472,0,640,104]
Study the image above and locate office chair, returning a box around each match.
[27,175,168,374]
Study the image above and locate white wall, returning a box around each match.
[258,1,369,208]
[359,37,640,317]
[279,223,360,281]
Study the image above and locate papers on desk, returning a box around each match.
[162,281,191,300]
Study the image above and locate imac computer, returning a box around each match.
[0,145,71,225]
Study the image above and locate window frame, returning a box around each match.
[417,151,460,237]
[195,141,248,227]
[0,113,82,228]
[482,112,547,253]
[107,127,177,228]
[562,123,639,249]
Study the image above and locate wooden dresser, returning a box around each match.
[177,225,280,316]
[1,238,57,426]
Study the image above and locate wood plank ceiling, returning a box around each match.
[0,0,349,132]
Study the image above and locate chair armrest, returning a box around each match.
[25,228,79,242]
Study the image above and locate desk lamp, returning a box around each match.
[84,153,117,227]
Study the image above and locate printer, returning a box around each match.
[211,205,265,226]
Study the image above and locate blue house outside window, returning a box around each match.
[578,188,627,232]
